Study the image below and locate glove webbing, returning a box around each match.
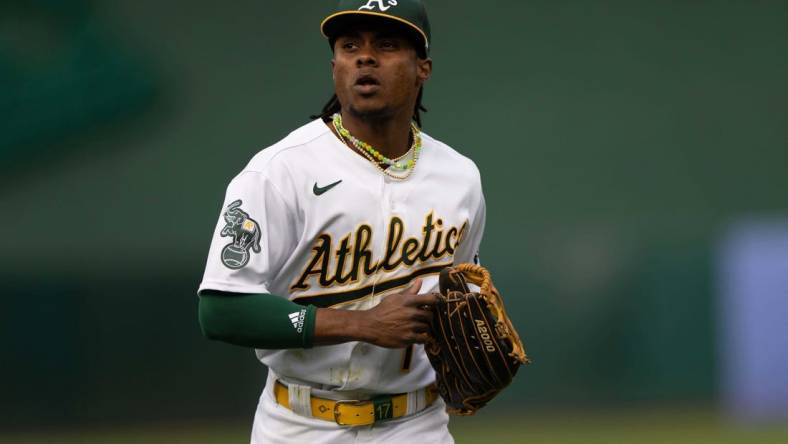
[453,263,529,364]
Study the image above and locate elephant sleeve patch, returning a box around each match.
[219,199,262,269]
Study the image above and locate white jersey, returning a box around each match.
[199,118,485,396]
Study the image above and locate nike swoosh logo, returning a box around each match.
[313,180,342,196]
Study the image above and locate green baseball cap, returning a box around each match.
[321,0,431,56]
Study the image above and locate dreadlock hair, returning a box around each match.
[310,88,428,128]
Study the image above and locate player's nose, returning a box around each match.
[355,48,378,67]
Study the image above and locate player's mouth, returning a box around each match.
[353,74,381,95]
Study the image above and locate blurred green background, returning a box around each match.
[2,0,787,442]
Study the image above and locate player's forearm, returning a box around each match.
[198,291,317,349]
[199,281,434,349]
[312,308,371,345]
[314,280,437,348]
[197,291,386,350]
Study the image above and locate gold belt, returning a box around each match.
[274,381,438,426]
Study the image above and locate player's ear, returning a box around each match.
[416,57,432,84]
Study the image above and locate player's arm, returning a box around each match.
[198,290,317,349]
[199,280,436,349]
[313,279,437,348]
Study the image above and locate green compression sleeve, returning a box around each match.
[198,291,317,349]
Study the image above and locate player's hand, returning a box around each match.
[360,279,438,348]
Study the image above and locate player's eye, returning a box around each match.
[340,41,359,51]
[379,39,398,50]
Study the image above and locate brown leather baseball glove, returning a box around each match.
[426,264,530,415]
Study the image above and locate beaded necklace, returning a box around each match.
[332,113,422,180]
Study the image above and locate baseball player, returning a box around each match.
[198,1,485,442]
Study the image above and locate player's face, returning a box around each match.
[331,25,432,121]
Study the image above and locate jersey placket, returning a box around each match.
[342,170,388,391]
[345,170,417,391]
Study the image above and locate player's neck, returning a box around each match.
[339,109,413,160]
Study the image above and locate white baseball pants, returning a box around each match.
[249,381,454,444]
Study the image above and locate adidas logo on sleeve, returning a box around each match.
[288,309,307,333]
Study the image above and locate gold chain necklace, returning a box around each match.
[332,113,422,181]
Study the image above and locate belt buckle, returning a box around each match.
[333,399,371,426]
